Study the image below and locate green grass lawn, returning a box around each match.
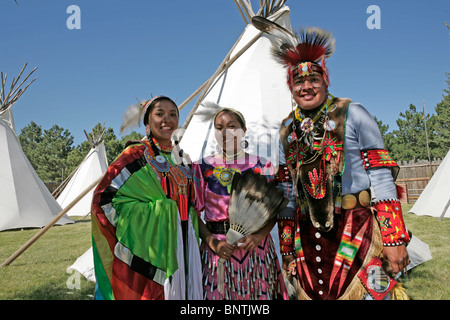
[0,217,95,300]
[0,206,448,300]
[399,205,450,300]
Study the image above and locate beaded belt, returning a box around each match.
[206,220,230,234]
[341,189,371,210]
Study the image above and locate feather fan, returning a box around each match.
[217,169,288,294]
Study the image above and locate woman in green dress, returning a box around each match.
[91,96,202,300]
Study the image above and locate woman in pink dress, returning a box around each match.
[192,102,288,300]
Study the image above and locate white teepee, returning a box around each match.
[64,129,108,281]
[409,150,450,220]
[56,128,108,217]
[67,247,96,282]
[0,64,73,231]
[179,1,292,167]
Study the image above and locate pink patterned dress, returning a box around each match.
[192,154,288,300]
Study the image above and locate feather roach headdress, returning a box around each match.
[217,169,288,294]
[252,17,335,90]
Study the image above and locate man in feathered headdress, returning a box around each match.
[253,19,410,300]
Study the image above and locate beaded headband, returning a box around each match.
[142,95,178,126]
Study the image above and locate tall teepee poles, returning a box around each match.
[177,0,288,141]
[233,0,249,24]
[0,63,38,112]
[234,0,255,23]
[1,175,102,267]
[234,0,287,21]
[85,123,106,148]
[441,199,450,221]
[178,29,248,112]
[179,30,263,139]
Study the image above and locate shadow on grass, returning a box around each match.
[10,281,95,300]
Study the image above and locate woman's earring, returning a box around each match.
[145,125,151,137]
[240,139,249,149]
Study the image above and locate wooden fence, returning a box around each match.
[396,159,442,204]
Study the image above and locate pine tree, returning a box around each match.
[388,104,432,162]
[430,73,450,158]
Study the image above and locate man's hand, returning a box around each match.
[382,245,410,274]
[282,254,297,276]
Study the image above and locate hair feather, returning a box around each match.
[120,103,144,134]
[194,101,222,123]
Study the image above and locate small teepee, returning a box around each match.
[409,150,450,220]
[0,63,73,231]
[56,126,108,217]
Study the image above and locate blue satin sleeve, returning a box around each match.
[342,103,397,201]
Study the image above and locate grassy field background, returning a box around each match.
[0,204,448,300]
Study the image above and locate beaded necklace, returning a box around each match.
[222,148,245,163]
[292,94,335,151]
[146,137,192,221]
[152,138,174,163]
[287,94,339,168]
[288,94,344,205]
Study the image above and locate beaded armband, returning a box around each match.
[361,149,400,179]
[361,149,398,169]
[273,164,292,183]
[278,218,295,255]
[373,199,410,246]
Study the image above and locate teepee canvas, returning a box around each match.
[179,1,293,167]
[0,64,73,231]
[56,128,108,217]
[409,150,450,220]
[67,247,96,282]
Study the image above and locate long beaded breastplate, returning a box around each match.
[282,95,350,231]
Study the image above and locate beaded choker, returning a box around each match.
[152,137,173,153]
[216,145,246,164]
[223,148,245,162]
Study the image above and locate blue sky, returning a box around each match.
[1,0,449,146]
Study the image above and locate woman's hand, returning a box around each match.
[235,234,264,251]
[199,220,234,260]
[212,239,235,260]
[234,219,275,252]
